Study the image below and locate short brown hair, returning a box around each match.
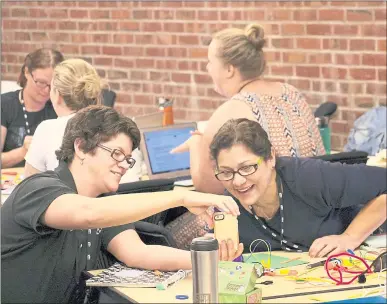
[18,48,64,88]
[210,118,272,162]
[56,105,140,164]
[212,23,266,80]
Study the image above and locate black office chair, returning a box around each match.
[101,89,116,107]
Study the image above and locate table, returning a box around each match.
[85,251,386,303]
[1,167,24,203]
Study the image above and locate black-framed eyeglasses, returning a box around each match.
[30,72,51,90]
[215,158,263,181]
[97,144,136,168]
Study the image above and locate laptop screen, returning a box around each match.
[143,125,195,175]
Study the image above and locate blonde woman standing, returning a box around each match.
[172,23,325,194]
[24,58,103,177]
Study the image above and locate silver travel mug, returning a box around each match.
[190,236,219,303]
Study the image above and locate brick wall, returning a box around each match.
[1,1,386,150]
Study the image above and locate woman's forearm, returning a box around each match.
[344,194,387,245]
[1,147,27,168]
[189,136,224,194]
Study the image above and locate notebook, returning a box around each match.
[139,123,196,184]
[86,262,191,289]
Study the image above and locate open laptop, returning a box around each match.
[139,122,196,186]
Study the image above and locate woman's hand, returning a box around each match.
[170,130,203,154]
[309,233,360,258]
[181,192,240,228]
[219,239,244,261]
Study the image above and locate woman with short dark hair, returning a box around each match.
[210,118,386,258]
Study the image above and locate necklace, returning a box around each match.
[248,173,308,252]
[19,90,31,135]
[237,78,258,93]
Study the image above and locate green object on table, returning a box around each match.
[242,253,308,269]
[320,126,331,154]
[218,262,262,303]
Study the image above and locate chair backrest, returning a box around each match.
[134,221,178,248]
[102,89,116,107]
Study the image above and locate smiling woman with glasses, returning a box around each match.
[2,105,242,303]
[210,118,386,261]
[1,48,64,168]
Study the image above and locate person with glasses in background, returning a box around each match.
[1,105,242,304]
[1,48,64,168]
[210,118,386,259]
[24,58,103,177]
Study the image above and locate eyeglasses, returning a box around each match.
[30,72,51,90]
[215,158,263,181]
[97,144,136,168]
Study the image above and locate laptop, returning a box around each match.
[139,122,196,185]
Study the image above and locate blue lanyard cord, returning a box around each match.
[249,174,307,252]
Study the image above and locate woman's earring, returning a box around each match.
[80,158,84,165]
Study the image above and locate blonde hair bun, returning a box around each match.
[244,23,265,50]
[73,73,102,102]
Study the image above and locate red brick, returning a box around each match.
[135,95,155,106]
[319,9,345,20]
[2,7,10,17]
[102,46,122,56]
[309,54,332,64]
[379,69,387,81]
[154,10,175,19]
[15,32,30,41]
[242,10,265,20]
[347,9,373,22]
[167,48,187,57]
[296,38,321,49]
[354,97,375,108]
[189,48,207,58]
[31,32,48,41]
[123,47,144,57]
[90,10,110,19]
[313,81,321,91]
[349,39,376,51]
[281,24,305,35]
[49,9,68,18]
[58,22,76,30]
[271,66,293,76]
[20,20,38,30]
[78,22,98,31]
[350,68,376,80]
[171,73,191,83]
[70,10,88,18]
[287,79,310,91]
[92,34,110,44]
[267,10,291,21]
[366,83,386,95]
[135,59,155,69]
[356,1,386,7]
[176,10,196,20]
[164,23,184,32]
[59,44,80,55]
[131,71,148,81]
[178,61,198,71]
[194,74,212,84]
[113,58,132,68]
[118,21,139,31]
[155,34,177,45]
[333,25,359,35]
[307,24,332,35]
[324,81,339,93]
[77,2,97,7]
[362,25,386,37]
[336,54,360,65]
[146,47,165,57]
[107,70,127,80]
[161,1,183,8]
[323,39,348,50]
[94,57,113,66]
[132,10,152,19]
[362,54,387,66]
[71,34,90,44]
[294,10,317,21]
[271,38,294,49]
[265,51,282,62]
[111,10,130,19]
[81,46,101,55]
[340,83,364,94]
[296,66,320,78]
[322,67,347,79]
[379,98,387,107]
[98,22,118,31]
[331,121,350,133]
[266,24,280,35]
[11,8,28,17]
[378,40,386,52]
[198,11,219,21]
[135,35,153,44]
[178,35,199,45]
[375,9,386,21]
[30,8,48,18]
[113,34,133,44]
[327,95,348,107]
[47,32,70,42]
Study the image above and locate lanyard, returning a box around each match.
[249,174,308,252]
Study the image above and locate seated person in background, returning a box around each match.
[1,48,64,168]
[24,58,103,177]
[210,118,386,259]
[172,23,325,195]
[1,105,242,304]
